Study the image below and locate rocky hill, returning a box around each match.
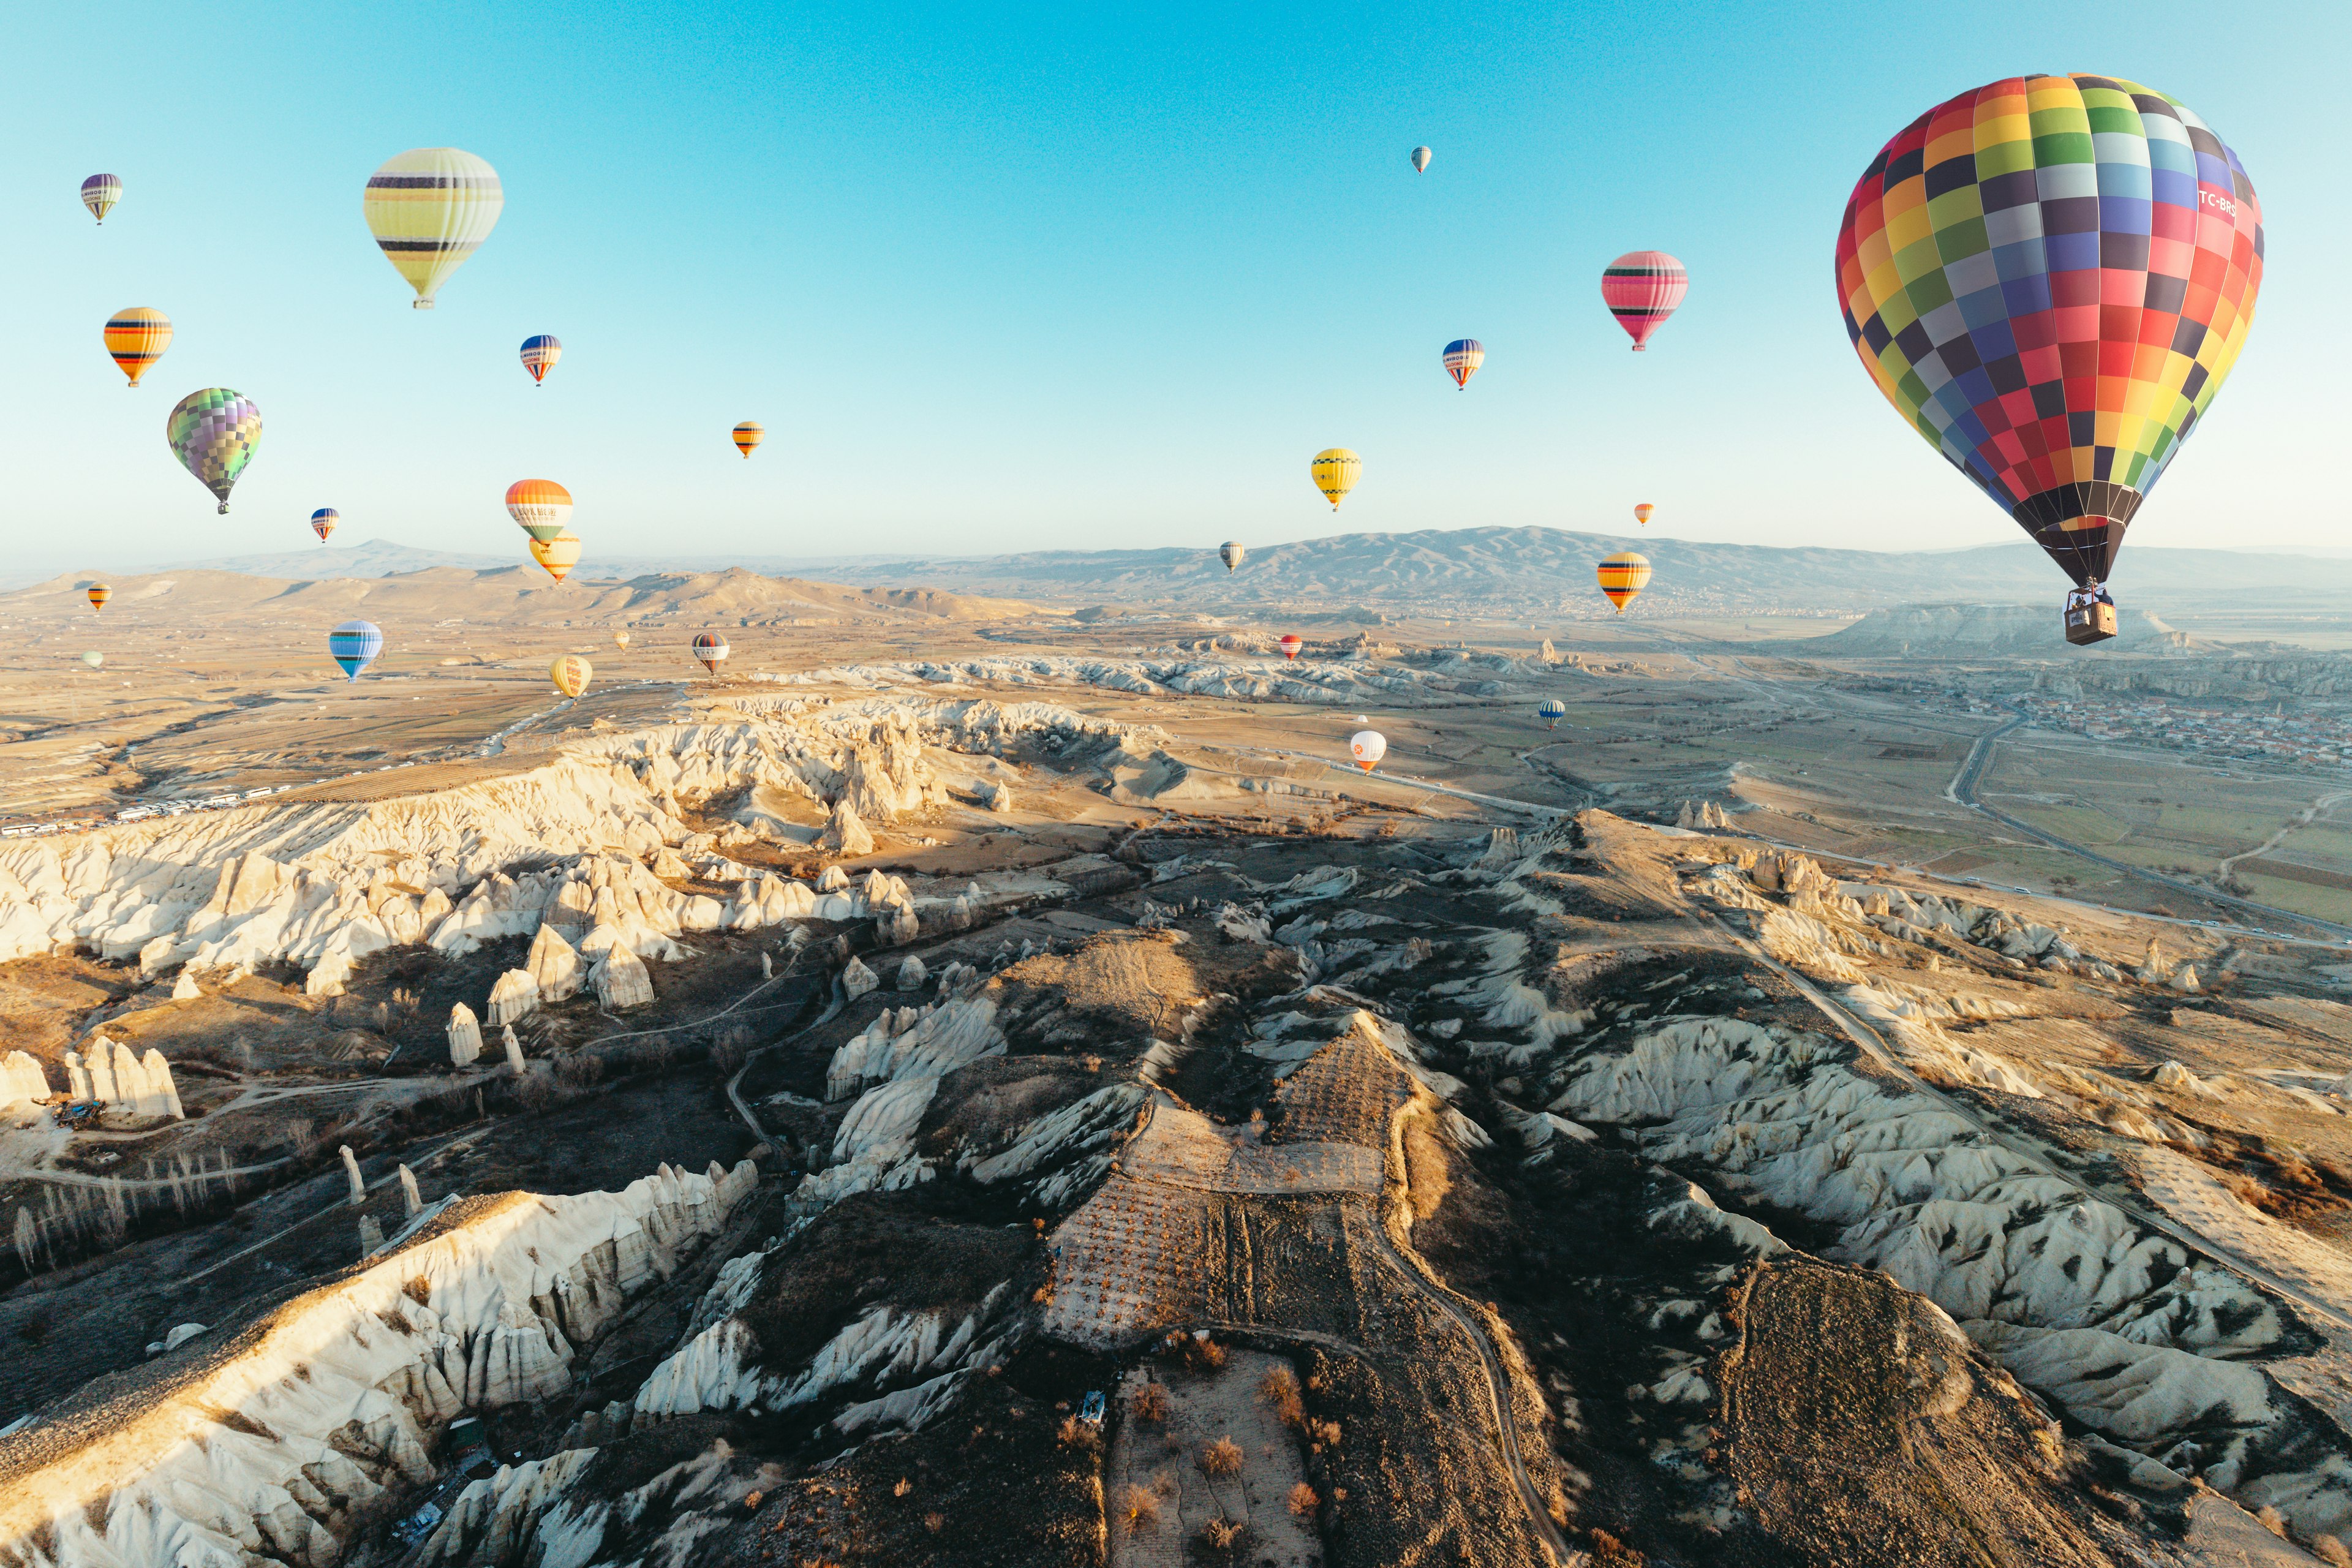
[1795,603,2212,658]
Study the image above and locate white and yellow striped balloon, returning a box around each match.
[363,148,504,309]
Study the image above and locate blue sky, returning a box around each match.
[4,0,2344,575]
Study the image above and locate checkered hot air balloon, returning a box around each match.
[81,175,120,224]
[1597,552,1651,612]
[520,334,562,385]
[1600,252,1687,350]
[691,633,729,675]
[1442,339,1483,389]
[1836,74,2263,597]
[103,307,171,387]
[328,620,383,682]
[363,148,503,309]
[311,508,338,542]
[166,388,262,513]
[505,479,572,542]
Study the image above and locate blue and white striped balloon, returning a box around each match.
[328,620,383,682]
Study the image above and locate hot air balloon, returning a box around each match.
[1219,541,1245,573]
[362,148,503,309]
[613,629,631,650]
[1279,634,1303,661]
[86,584,111,612]
[1601,251,1688,350]
[166,388,262,513]
[1538,698,1567,730]
[1442,339,1483,389]
[81,175,121,224]
[1597,552,1652,612]
[1837,75,2263,645]
[328,620,383,682]
[103,307,171,387]
[1349,730,1387,773]
[81,651,104,669]
[311,508,339,542]
[1411,146,1431,174]
[1632,503,1655,527]
[733,421,764,458]
[505,479,573,541]
[530,530,582,584]
[549,655,592,698]
[519,334,561,385]
[1311,449,1360,510]
[691,633,729,675]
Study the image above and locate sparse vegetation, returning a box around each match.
[1117,1483,1159,1534]
[1200,1435,1243,1476]
[1259,1365,1304,1426]
[1286,1482,1319,1515]
[1132,1381,1170,1422]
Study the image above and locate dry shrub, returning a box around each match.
[403,1275,432,1305]
[1308,1418,1341,1447]
[553,1050,603,1087]
[1259,1366,1304,1426]
[2313,1535,2352,1567]
[2256,1506,2288,1538]
[1200,1336,1227,1370]
[1118,1484,1159,1534]
[1199,1519,1245,1550]
[892,1477,911,1498]
[1200,1436,1243,1476]
[1058,1415,1099,1450]
[1132,1382,1170,1422]
[1286,1482,1319,1516]
[1589,1527,1646,1566]
[923,1511,944,1532]
[515,1071,559,1114]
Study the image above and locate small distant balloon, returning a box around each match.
[81,650,104,669]
[1442,339,1483,390]
[1410,146,1431,174]
[362,148,503,309]
[549,654,592,698]
[1349,730,1387,773]
[733,421,764,458]
[328,620,383,682]
[1597,551,1652,612]
[311,508,339,542]
[81,175,121,224]
[691,632,729,674]
[1279,634,1302,662]
[519,334,562,385]
[505,478,573,542]
[167,388,262,513]
[1219,540,1245,573]
[86,584,111,612]
[1538,698,1567,731]
[1600,251,1687,350]
[1311,449,1360,510]
[613,628,631,650]
[1632,503,1655,526]
[530,530,582,584]
[103,307,171,387]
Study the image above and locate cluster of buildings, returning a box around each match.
[2015,693,2352,769]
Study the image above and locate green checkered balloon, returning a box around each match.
[166,387,262,513]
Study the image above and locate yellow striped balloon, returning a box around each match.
[530,530,582,584]
[102,307,172,387]
[613,628,631,650]
[363,148,504,309]
[549,655,592,698]
[1311,448,1360,510]
[1596,552,1652,613]
[733,421,764,458]
[87,584,111,612]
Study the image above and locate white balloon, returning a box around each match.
[1349,730,1387,772]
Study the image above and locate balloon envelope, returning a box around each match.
[81,174,121,224]
[1411,146,1431,173]
[691,632,729,674]
[311,508,339,541]
[1219,540,1245,573]
[530,530,582,584]
[1836,74,2263,590]
[733,421,764,457]
[103,307,171,386]
[1601,251,1687,350]
[613,629,631,650]
[519,334,562,384]
[1597,552,1652,612]
[1279,634,1302,661]
[86,584,111,612]
[1632,503,1655,526]
[167,388,262,513]
[1442,339,1483,389]
[81,651,104,669]
[1349,730,1387,773]
[549,655,592,698]
[1538,698,1568,729]
[328,620,383,682]
[363,148,503,308]
[1311,449,1360,510]
[505,479,573,541]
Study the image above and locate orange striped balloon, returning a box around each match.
[505,478,573,543]
[733,421,764,458]
[1632,503,1654,526]
[87,583,112,612]
[103,307,172,386]
[1596,552,1652,612]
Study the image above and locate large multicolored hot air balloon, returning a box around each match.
[1601,252,1688,350]
[732,421,764,458]
[1632,502,1655,526]
[691,633,729,674]
[1538,697,1567,730]
[167,388,261,513]
[311,508,339,542]
[1349,729,1387,774]
[1219,540,1245,573]
[81,650,104,670]
[530,530,582,584]
[549,655,592,698]
[1597,551,1652,612]
[81,175,120,224]
[328,620,383,682]
[1442,340,1484,389]
[519,334,561,385]
[1311,449,1360,510]
[1837,74,2263,606]
[1411,146,1431,174]
[1279,634,1303,661]
[362,148,503,309]
[613,629,631,650]
[505,479,572,541]
[103,308,171,387]
[86,584,111,613]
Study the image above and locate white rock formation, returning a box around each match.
[399,1163,423,1218]
[448,1003,484,1067]
[59,1040,182,1119]
[895,956,927,992]
[0,1050,50,1106]
[817,865,850,892]
[170,970,202,1000]
[527,922,582,1001]
[503,1026,528,1077]
[592,939,655,1010]
[823,997,1003,1104]
[485,968,539,1027]
[820,798,875,856]
[841,955,878,1000]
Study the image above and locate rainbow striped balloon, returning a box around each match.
[1596,552,1653,612]
[1600,252,1688,350]
[103,307,172,386]
[691,633,729,674]
[520,334,562,385]
[1442,339,1484,389]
